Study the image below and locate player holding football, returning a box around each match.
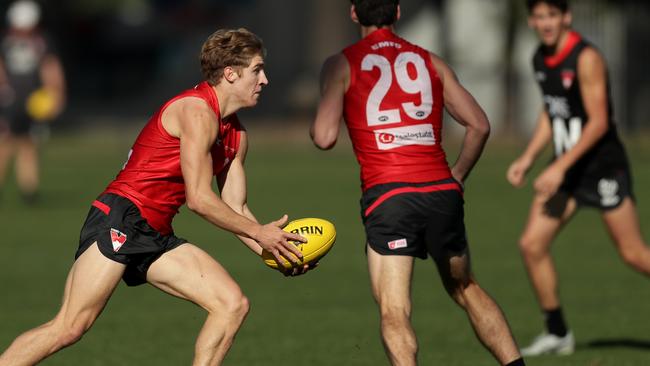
[0,28,310,366]
[507,0,650,356]
[311,1,524,365]
[0,0,66,204]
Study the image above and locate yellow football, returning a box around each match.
[26,88,56,121]
[262,217,336,270]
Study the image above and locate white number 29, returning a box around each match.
[361,51,433,126]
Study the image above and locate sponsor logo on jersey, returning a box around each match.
[110,228,127,252]
[598,178,620,207]
[388,238,408,250]
[544,95,571,119]
[374,124,435,150]
[378,133,395,144]
[561,69,575,89]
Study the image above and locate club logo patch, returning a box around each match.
[388,238,408,250]
[598,178,620,207]
[561,69,575,89]
[110,228,127,252]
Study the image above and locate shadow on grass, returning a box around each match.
[580,338,650,350]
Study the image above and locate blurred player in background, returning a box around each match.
[507,0,650,356]
[311,1,524,365]
[0,28,311,366]
[0,0,65,204]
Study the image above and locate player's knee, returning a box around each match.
[446,278,478,308]
[236,294,251,319]
[217,292,250,321]
[440,271,470,301]
[619,245,645,269]
[518,234,545,259]
[379,304,410,326]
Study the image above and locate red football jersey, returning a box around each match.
[343,28,451,191]
[103,81,243,234]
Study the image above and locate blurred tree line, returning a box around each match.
[1,0,647,134]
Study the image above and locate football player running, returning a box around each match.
[508,0,650,356]
[0,28,310,366]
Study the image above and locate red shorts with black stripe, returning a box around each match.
[360,179,467,259]
[75,193,187,286]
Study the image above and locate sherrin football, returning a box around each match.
[26,88,56,121]
[262,217,336,270]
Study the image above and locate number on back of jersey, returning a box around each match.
[361,52,433,127]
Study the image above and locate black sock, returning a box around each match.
[21,191,39,205]
[544,307,568,337]
[506,358,525,366]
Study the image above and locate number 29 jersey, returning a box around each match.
[343,28,451,192]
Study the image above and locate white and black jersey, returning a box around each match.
[533,31,633,210]
[532,31,629,181]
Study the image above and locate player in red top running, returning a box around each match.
[0,28,310,366]
[311,1,524,365]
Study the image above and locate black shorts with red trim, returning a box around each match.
[75,193,187,286]
[360,178,467,259]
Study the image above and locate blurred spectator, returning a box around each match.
[0,0,65,204]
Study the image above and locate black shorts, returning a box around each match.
[5,98,34,136]
[76,193,187,286]
[545,167,634,216]
[360,179,467,260]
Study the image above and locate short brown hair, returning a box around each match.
[200,28,266,85]
[351,0,399,27]
[527,0,568,13]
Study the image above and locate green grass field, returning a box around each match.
[1,126,649,365]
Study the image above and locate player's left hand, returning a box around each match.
[279,262,318,277]
[450,169,465,190]
[534,165,565,199]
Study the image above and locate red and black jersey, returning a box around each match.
[103,81,243,235]
[342,28,451,192]
[532,31,628,178]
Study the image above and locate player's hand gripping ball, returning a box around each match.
[262,218,336,270]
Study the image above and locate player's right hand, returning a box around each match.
[255,215,307,266]
[507,157,532,188]
[279,262,319,277]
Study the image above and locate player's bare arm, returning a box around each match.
[507,110,552,188]
[533,47,609,197]
[40,54,66,117]
[217,131,311,275]
[0,59,8,86]
[430,53,490,183]
[311,53,349,150]
[216,130,263,255]
[165,97,305,264]
[0,59,13,104]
